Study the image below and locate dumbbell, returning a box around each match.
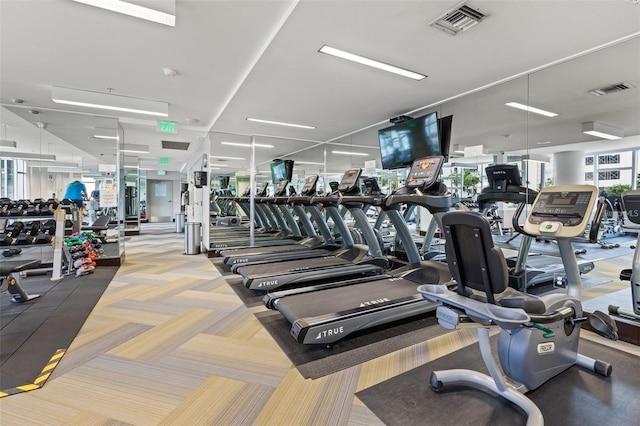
[15,232,34,245]
[34,232,53,244]
[41,219,56,234]
[24,221,41,236]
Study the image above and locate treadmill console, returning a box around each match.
[524,185,598,238]
[260,182,270,196]
[274,179,289,197]
[406,156,444,189]
[300,175,319,196]
[622,190,640,226]
[338,169,362,194]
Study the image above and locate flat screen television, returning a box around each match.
[219,176,230,189]
[270,159,294,184]
[438,115,453,162]
[485,164,522,191]
[378,111,440,170]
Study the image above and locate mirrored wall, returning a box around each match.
[0,107,125,266]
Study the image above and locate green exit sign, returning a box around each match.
[157,120,177,134]
[157,170,166,176]
[160,157,169,164]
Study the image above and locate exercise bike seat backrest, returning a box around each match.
[441,210,546,315]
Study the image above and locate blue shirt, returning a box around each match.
[64,181,87,200]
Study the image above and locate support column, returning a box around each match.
[553,151,585,185]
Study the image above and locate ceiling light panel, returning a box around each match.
[0,140,17,149]
[505,102,558,117]
[210,155,246,160]
[582,121,624,140]
[331,150,369,156]
[52,86,169,117]
[318,45,426,81]
[0,152,56,161]
[71,0,176,26]
[246,118,316,129]
[120,144,150,154]
[220,141,274,148]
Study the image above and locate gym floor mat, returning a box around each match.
[356,335,639,426]
[1,266,117,395]
[256,310,450,379]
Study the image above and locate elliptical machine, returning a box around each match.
[608,190,640,321]
[418,185,615,426]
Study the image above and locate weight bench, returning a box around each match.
[81,215,110,243]
[1,259,41,303]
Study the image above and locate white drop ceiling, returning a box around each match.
[1,1,639,175]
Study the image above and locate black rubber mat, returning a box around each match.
[356,336,639,426]
[256,310,449,379]
[1,266,117,394]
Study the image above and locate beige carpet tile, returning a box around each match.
[160,376,273,426]
[107,308,223,360]
[254,366,361,426]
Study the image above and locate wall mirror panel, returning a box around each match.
[0,107,124,266]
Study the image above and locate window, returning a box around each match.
[585,156,594,166]
[598,154,620,165]
[598,170,620,180]
[585,172,594,180]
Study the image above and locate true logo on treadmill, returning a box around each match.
[233,258,249,264]
[315,326,344,339]
[359,297,391,307]
[257,280,278,287]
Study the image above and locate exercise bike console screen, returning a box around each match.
[405,156,444,189]
[524,185,598,238]
[622,191,640,225]
[338,169,362,193]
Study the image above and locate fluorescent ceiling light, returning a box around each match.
[52,86,168,117]
[0,140,17,149]
[29,162,80,168]
[93,135,118,140]
[0,152,56,161]
[318,45,426,81]
[210,155,245,160]
[331,150,368,156]
[537,141,552,145]
[582,121,624,140]
[521,154,550,163]
[505,102,558,117]
[220,141,274,148]
[246,118,316,129]
[295,161,324,165]
[120,144,150,154]
[209,164,229,168]
[71,0,175,26]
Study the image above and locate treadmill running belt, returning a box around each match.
[275,276,422,322]
[238,256,350,276]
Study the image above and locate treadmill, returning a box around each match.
[264,156,453,345]
[220,175,341,266]
[210,181,304,251]
[235,168,389,291]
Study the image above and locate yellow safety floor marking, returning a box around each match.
[0,349,66,398]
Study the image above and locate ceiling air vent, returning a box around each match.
[161,140,190,150]
[430,2,489,35]
[588,82,636,96]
